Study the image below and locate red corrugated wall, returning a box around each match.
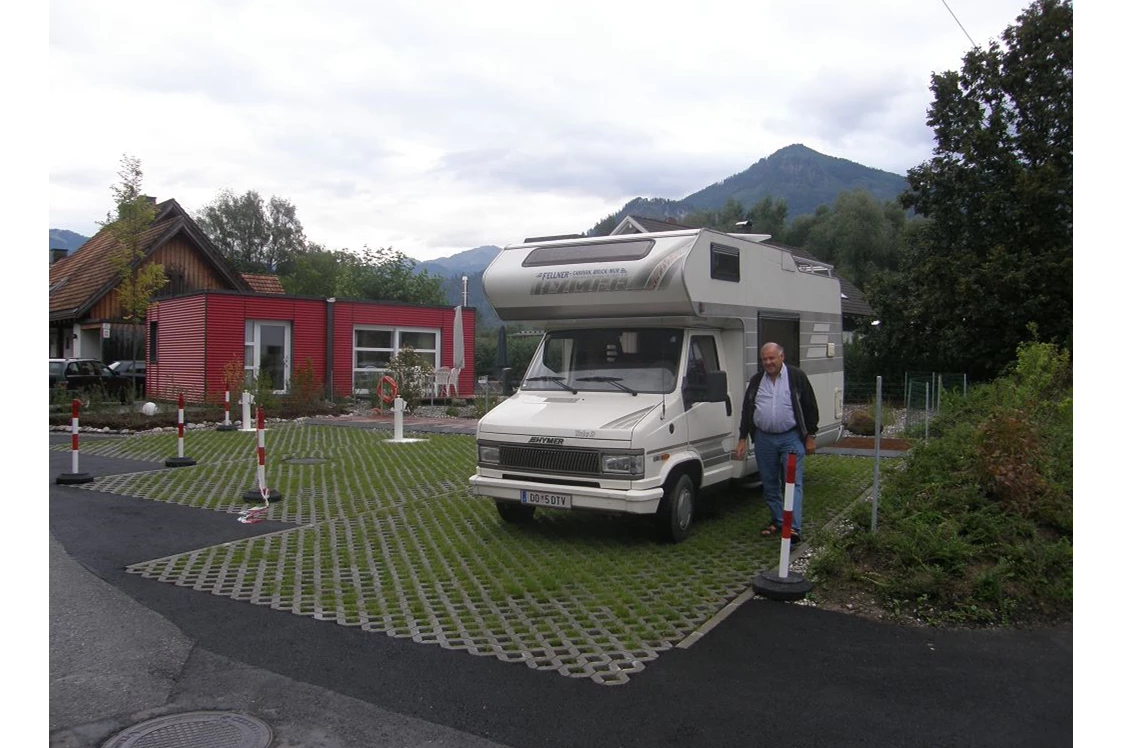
[148,292,473,403]
[204,294,327,403]
[333,302,475,397]
[147,296,207,402]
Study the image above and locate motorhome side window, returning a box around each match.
[686,336,720,385]
[710,243,740,282]
[522,328,682,394]
[522,239,654,267]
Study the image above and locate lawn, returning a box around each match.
[60,424,875,684]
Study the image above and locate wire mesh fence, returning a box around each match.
[845,371,968,440]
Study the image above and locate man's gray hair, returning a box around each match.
[761,342,785,355]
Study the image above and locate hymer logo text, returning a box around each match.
[528,437,564,445]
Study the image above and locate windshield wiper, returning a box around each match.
[575,376,638,396]
[523,376,578,393]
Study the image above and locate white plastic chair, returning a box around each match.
[433,367,453,398]
[447,367,461,397]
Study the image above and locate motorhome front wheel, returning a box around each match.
[657,473,696,543]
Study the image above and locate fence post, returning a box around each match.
[924,383,930,442]
[871,376,882,533]
[904,380,912,434]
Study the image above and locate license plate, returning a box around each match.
[521,490,572,509]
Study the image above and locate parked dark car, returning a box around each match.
[50,358,133,401]
[109,360,146,395]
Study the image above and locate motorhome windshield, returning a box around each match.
[521,328,683,394]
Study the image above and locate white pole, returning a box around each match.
[924,383,930,441]
[461,275,468,307]
[872,376,882,533]
[393,396,405,441]
[241,391,253,430]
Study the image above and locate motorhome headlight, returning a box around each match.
[478,444,501,465]
[601,452,645,476]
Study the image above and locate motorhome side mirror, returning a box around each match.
[706,370,728,403]
[682,369,729,410]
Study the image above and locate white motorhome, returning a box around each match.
[468,227,845,542]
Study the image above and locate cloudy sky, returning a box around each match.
[48,0,1034,262]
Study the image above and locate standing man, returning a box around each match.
[734,342,819,544]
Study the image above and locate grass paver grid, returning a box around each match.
[74,424,874,685]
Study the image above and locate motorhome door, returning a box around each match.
[682,333,734,480]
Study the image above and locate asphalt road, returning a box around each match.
[49,438,1073,747]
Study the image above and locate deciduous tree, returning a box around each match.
[865,0,1072,381]
[102,154,167,386]
[196,189,308,273]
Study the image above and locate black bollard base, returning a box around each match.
[165,456,198,468]
[56,472,94,485]
[243,490,284,503]
[752,570,814,601]
[216,423,238,432]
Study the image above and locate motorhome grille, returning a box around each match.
[499,445,600,474]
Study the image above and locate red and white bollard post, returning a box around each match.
[165,393,197,467]
[56,399,94,484]
[752,452,812,600]
[242,406,282,505]
[778,453,798,578]
[217,389,237,431]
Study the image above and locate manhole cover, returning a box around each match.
[284,457,329,465]
[102,711,272,748]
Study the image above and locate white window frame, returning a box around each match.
[353,325,440,394]
[245,320,292,394]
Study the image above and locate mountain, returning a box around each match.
[588,144,909,234]
[49,229,90,255]
[415,244,500,278]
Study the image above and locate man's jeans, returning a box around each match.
[754,427,805,531]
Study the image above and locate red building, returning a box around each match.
[147,290,474,404]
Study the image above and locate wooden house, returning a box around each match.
[50,196,475,403]
[48,197,250,362]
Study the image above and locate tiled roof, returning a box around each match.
[762,240,875,318]
[48,199,248,321]
[241,273,286,294]
[630,216,697,232]
[611,215,698,235]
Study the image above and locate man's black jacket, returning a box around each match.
[738,364,820,442]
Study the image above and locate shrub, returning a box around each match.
[290,357,322,407]
[808,341,1072,627]
[845,408,882,436]
[385,347,433,411]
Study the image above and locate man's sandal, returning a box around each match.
[760,523,780,537]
